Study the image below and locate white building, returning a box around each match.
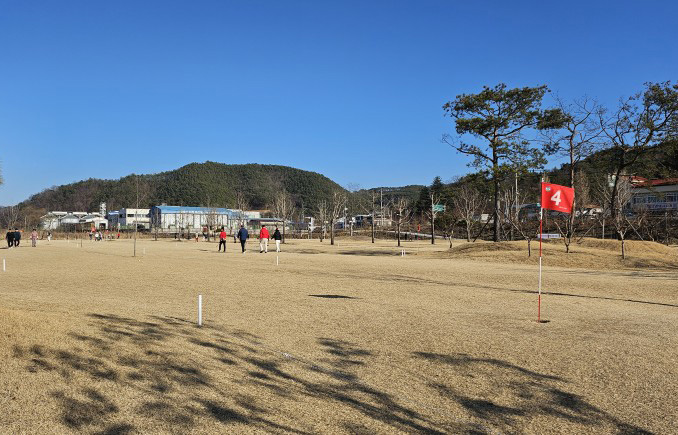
[107,208,151,230]
[631,177,678,212]
[40,211,108,230]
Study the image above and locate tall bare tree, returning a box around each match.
[271,190,295,243]
[329,191,346,246]
[316,199,328,242]
[424,192,441,244]
[391,197,410,247]
[545,96,604,251]
[234,189,249,227]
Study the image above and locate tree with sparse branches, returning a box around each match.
[452,184,483,242]
[271,190,295,243]
[329,191,346,246]
[595,175,638,259]
[392,197,410,247]
[316,199,328,242]
[544,96,604,252]
[234,189,249,227]
[424,191,442,244]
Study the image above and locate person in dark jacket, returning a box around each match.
[13,228,21,247]
[6,229,14,248]
[272,226,282,252]
[237,225,248,253]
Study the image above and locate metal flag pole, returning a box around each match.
[538,179,543,323]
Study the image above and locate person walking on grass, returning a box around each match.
[31,229,38,247]
[237,224,248,253]
[272,226,282,252]
[6,229,14,248]
[218,227,227,253]
[13,228,21,247]
[259,225,269,253]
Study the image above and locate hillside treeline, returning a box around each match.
[14,162,344,214]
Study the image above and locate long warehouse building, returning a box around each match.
[149,205,259,232]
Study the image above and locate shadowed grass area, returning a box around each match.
[0,238,675,433]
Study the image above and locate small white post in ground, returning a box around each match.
[143,247,146,256]
[2,258,5,272]
[276,255,279,266]
[198,294,203,327]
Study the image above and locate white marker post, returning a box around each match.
[143,247,146,256]
[198,294,203,327]
[276,255,279,266]
[2,258,5,272]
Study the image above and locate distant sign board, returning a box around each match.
[537,233,561,239]
[433,204,446,212]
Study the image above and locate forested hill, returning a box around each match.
[20,162,346,212]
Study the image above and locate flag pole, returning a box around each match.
[538,179,543,323]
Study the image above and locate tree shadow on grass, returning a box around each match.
[12,313,653,433]
[12,313,445,433]
[413,352,652,434]
[339,250,403,257]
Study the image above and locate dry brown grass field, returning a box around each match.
[1,237,676,434]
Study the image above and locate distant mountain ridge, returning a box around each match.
[20,162,346,213]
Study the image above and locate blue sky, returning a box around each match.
[1,0,676,205]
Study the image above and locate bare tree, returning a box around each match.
[392,197,410,247]
[1,205,21,230]
[545,96,603,251]
[316,199,329,242]
[271,190,295,243]
[452,184,483,242]
[499,182,536,256]
[234,189,249,227]
[329,191,346,246]
[424,192,442,244]
[595,175,637,259]
[358,190,378,243]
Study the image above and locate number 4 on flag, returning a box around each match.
[541,183,574,214]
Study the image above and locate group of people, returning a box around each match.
[5,228,39,248]
[218,224,282,254]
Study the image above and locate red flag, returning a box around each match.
[541,182,574,214]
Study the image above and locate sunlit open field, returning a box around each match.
[1,237,676,434]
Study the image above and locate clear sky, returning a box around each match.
[1,0,676,205]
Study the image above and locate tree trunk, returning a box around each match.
[430,213,435,245]
[397,222,401,247]
[371,211,375,243]
[492,148,500,242]
[330,220,335,245]
[282,220,286,244]
[527,238,531,257]
[466,223,471,242]
[621,234,625,259]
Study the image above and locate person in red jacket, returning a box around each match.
[259,225,270,253]
[218,227,227,252]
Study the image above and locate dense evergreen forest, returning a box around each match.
[19,162,345,213]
